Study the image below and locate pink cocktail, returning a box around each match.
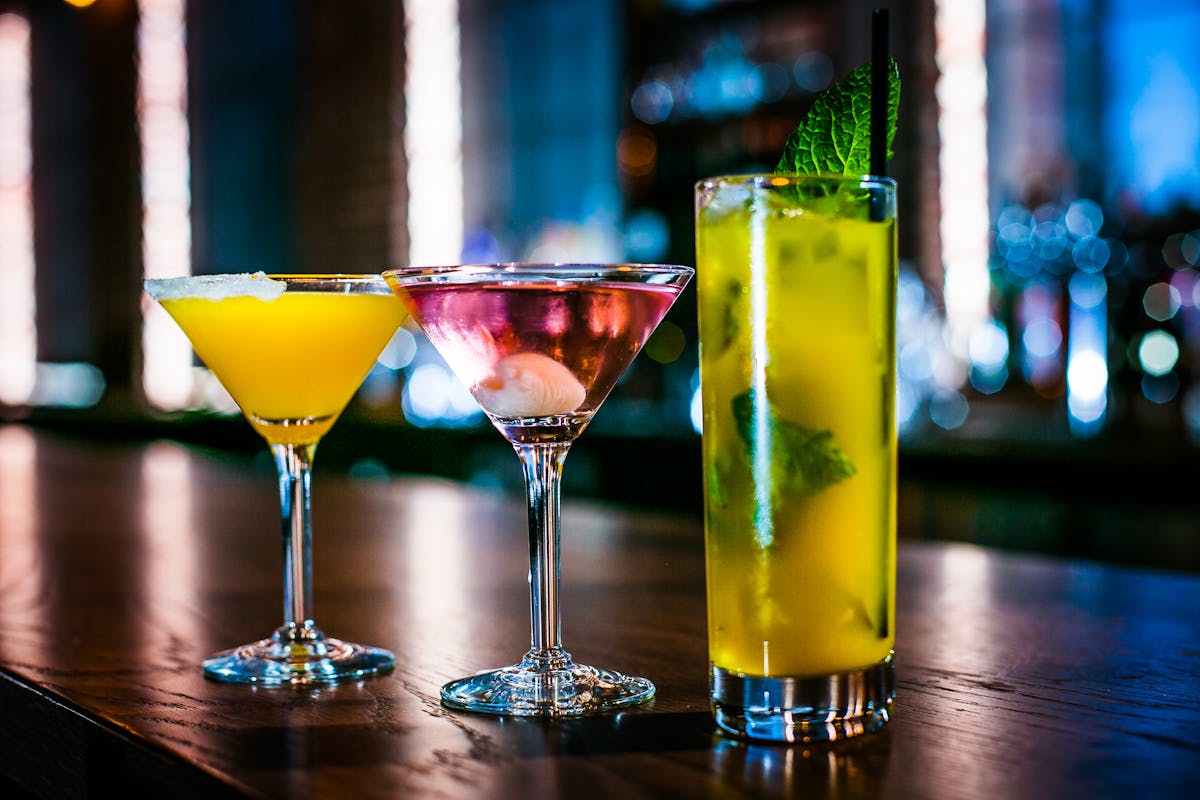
[401,280,680,442]
[385,264,692,716]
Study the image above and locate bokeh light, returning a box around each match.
[1066,350,1108,404]
[1064,198,1104,238]
[1138,330,1179,376]
[0,12,34,406]
[138,0,193,410]
[967,320,1009,394]
[643,321,686,364]
[929,389,969,430]
[405,0,463,266]
[1142,372,1180,404]
[1142,282,1181,321]
[1023,317,1063,359]
[401,362,481,428]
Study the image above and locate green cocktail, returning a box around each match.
[696,174,897,742]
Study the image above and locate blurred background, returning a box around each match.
[0,0,1197,569]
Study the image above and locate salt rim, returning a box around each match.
[144,271,286,302]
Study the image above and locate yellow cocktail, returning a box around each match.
[696,175,897,740]
[144,273,406,685]
[158,289,407,444]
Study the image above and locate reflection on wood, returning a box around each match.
[0,426,1197,798]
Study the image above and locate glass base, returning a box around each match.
[711,654,894,743]
[203,625,395,686]
[441,648,655,717]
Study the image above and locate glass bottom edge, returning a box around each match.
[441,662,655,718]
[711,654,895,743]
[203,636,395,686]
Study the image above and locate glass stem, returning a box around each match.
[272,442,319,641]
[515,442,572,668]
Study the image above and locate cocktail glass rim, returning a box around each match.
[384,262,695,285]
[695,173,897,189]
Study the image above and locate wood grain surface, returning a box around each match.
[1,425,1198,798]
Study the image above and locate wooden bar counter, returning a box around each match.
[1,425,1197,798]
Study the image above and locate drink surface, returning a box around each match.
[159,292,406,445]
[697,189,896,678]
[401,281,680,440]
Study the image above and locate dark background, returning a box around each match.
[1,0,1198,570]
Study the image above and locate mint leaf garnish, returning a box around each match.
[707,460,729,509]
[775,57,900,176]
[732,391,856,498]
[718,279,742,355]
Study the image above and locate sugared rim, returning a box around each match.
[224,273,387,282]
[695,174,897,191]
[144,273,388,283]
[143,272,391,301]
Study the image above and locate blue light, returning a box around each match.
[631,79,674,124]
[1142,372,1180,404]
[1023,317,1063,359]
[29,363,106,408]
[378,327,417,370]
[1065,199,1104,238]
[1067,350,1107,405]
[401,363,482,428]
[968,321,1010,395]
[970,365,1008,395]
[1068,273,1107,310]
[997,221,1034,262]
[1138,330,1179,376]
[792,52,833,93]
[929,390,969,430]
[1066,275,1109,436]
[1104,0,1200,214]
[1033,219,1069,261]
[1071,236,1111,273]
[968,321,1010,371]
[624,208,670,262]
[899,341,934,382]
[896,378,921,434]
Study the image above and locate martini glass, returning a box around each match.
[384,263,693,716]
[144,273,407,685]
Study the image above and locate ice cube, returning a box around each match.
[698,182,752,222]
[474,352,586,418]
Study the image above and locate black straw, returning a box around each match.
[870,8,890,178]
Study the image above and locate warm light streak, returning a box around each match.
[0,13,35,406]
[140,442,198,613]
[935,0,992,358]
[138,0,194,409]
[938,544,992,613]
[401,483,470,648]
[404,0,463,265]
[0,425,37,552]
[0,426,38,653]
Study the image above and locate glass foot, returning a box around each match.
[441,648,654,717]
[203,625,394,686]
[711,654,895,743]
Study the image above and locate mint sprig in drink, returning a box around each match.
[696,57,900,742]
